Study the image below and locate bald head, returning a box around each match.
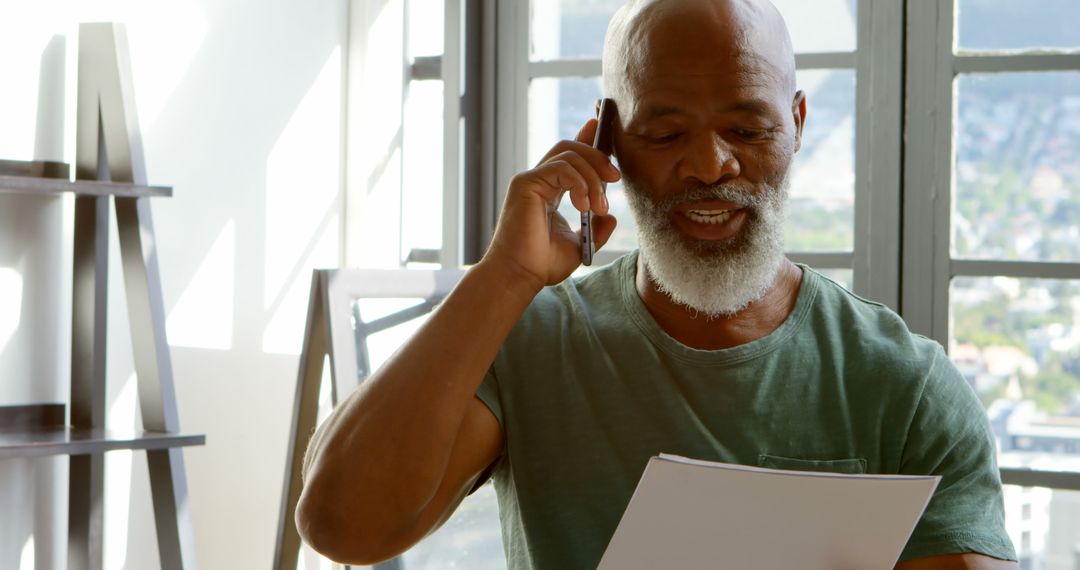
[602,0,797,114]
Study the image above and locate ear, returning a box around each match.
[597,98,620,160]
[792,90,807,153]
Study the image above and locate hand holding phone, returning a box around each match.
[582,98,617,266]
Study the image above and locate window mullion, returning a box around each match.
[954,52,1080,73]
[441,0,463,268]
[951,260,1080,280]
[475,0,498,260]
[901,0,956,341]
[493,0,530,222]
[853,0,904,311]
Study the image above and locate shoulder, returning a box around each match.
[801,267,945,377]
[508,253,632,338]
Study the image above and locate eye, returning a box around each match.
[733,128,772,142]
[646,132,683,145]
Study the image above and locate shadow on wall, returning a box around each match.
[0,33,68,570]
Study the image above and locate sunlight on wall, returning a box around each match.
[347,0,405,268]
[104,373,138,570]
[18,535,33,570]
[0,12,56,159]
[166,219,236,350]
[63,0,208,130]
[361,0,404,158]
[261,47,343,354]
[0,268,24,352]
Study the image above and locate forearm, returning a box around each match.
[297,259,538,542]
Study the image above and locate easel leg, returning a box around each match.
[115,197,199,569]
[147,448,197,570]
[68,193,109,570]
[68,454,105,570]
[275,272,330,570]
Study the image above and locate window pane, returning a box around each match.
[408,0,444,58]
[954,278,1080,569]
[772,0,857,53]
[786,69,855,252]
[1002,485,1080,570]
[402,483,506,569]
[950,277,1080,469]
[402,80,445,258]
[958,0,1080,52]
[954,73,1080,262]
[530,0,627,61]
[531,0,859,60]
[528,76,641,252]
[354,298,432,372]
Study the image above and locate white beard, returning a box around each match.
[624,175,790,318]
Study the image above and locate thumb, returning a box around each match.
[592,214,619,251]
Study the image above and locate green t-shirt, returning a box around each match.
[475,252,1016,569]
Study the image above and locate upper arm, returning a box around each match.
[380,396,504,554]
[895,553,1019,569]
[897,349,1016,562]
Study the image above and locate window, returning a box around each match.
[904,1,1080,567]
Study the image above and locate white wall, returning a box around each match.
[0,0,348,567]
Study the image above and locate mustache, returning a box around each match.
[653,182,771,213]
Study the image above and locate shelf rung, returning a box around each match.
[0,428,205,459]
[0,159,70,179]
[0,403,66,430]
[0,174,172,198]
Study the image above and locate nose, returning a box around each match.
[676,131,740,185]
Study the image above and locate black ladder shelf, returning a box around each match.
[0,21,204,570]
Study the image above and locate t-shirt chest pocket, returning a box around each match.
[757,454,868,474]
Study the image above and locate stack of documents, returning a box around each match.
[599,454,940,570]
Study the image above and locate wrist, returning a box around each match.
[472,254,546,304]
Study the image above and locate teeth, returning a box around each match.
[686,209,733,224]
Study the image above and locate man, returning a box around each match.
[296,0,1018,567]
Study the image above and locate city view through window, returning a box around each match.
[950,2,1080,568]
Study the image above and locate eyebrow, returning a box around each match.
[725,99,776,116]
[637,98,778,122]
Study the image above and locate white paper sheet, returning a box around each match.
[598,454,940,570]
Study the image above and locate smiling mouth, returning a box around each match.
[684,209,737,224]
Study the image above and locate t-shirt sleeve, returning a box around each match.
[467,363,506,495]
[475,364,504,429]
[897,346,1017,562]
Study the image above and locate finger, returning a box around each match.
[548,150,608,216]
[536,121,620,185]
[575,118,598,145]
[538,138,603,168]
[539,144,620,187]
[531,160,591,211]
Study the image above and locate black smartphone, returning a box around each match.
[582,98,616,266]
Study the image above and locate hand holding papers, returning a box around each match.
[599,454,940,570]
